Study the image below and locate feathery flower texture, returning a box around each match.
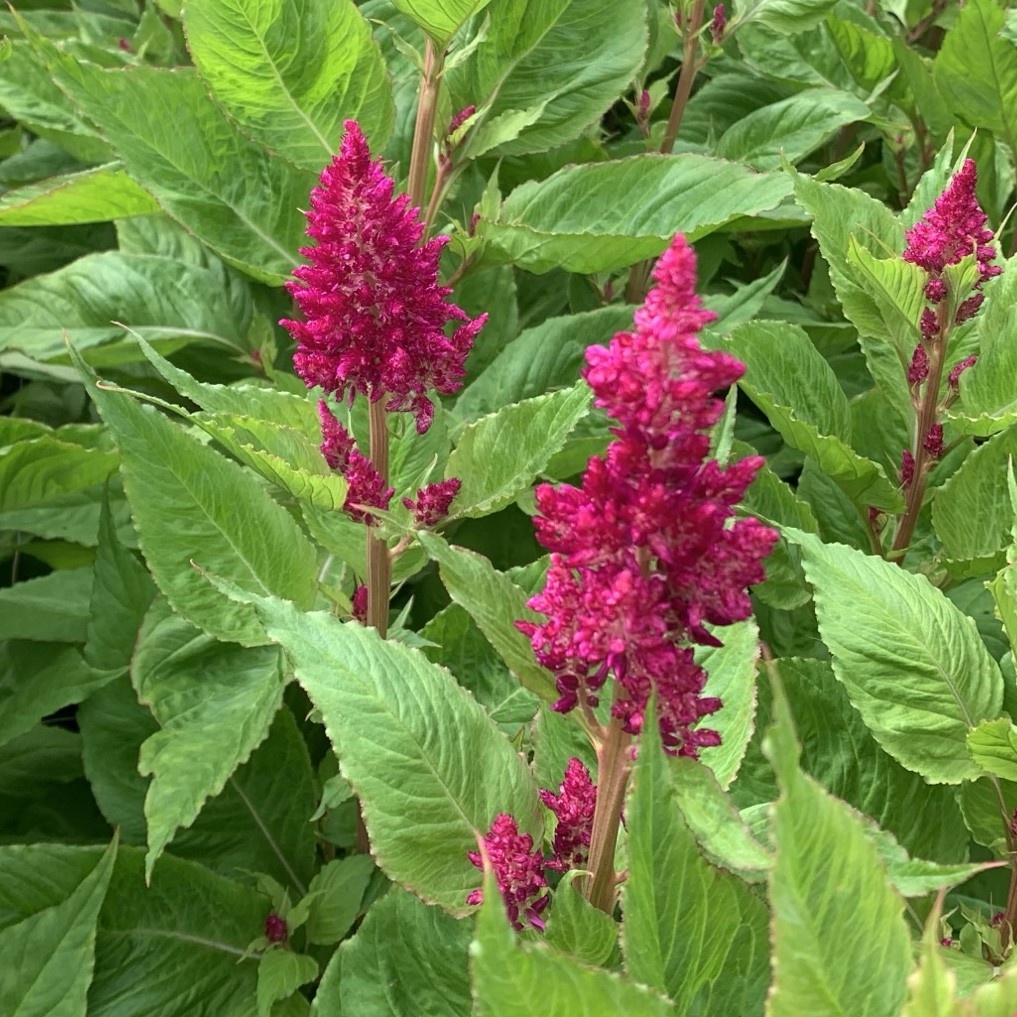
[517,236,777,757]
[283,121,486,435]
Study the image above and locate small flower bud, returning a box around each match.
[710,3,726,44]
[402,478,461,527]
[907,345,929,385]
[264,913,287,943]
[351,584,368,623]
[900,449,915,487]
[948,355,977,390]
[922,423,944,459]
[923,277,947,303]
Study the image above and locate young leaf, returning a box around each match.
[472,868,672,1017]
[0,162,158,225]
[544,878,619,968]
[389,0,491,45]
[765,673,911,1017]
[256,950,318,1017]
[185,0,391,170]
[314,888,473,1016]
[967,718,1017,781]
[445,383,592,519]
[788,530,1003,783]
[484,155,792,274]
[0,838,116,1017]
[303,855,374,946]
[75,353,319,647]
[622,705,770,1015]
[244,594,541,913]
[0,566,92,643]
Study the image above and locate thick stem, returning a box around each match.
[585,717,632,914]
[890,309,949,560]
[1003,860,1017,953]
[407,39,445,210]
[660,0,706,156]
[365,398,391,636]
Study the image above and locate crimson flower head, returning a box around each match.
[468,814,549,931]
[539,758,597,873]
[318,401,393,524]
[282,120,486,434]
[517,235,777,757]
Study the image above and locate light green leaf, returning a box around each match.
[0,567,92,643]
[967,717,1017,781]
[0,725,82,800]
[933,426,1017,577]
[0,839,116,1017]
[446,383,592,518]
[131,600,291,882]
[390,0,492,45]
[717,89,870,170]
[40,53,315,283]
[257,950,318,1017]
[764,676,911,1017]
[544,879,619,967]
[935,0,1017,160]
[417,533,556,703]
[622,710,770,1014]
[472,868,672,1017]
[0,436,117,513]
[788,530,1004,783]
[0,162,158,225]
[184,0,391,169]
[247,595,540,913]
[484,155,792,274]
[304,856,374,945]
[734,0,840,33]
[315,888,473,1016]
[0,251,254,361]
[0,642,107,750]
[724,321,903,511]
[447,0,647,156]
[76,354,319,646]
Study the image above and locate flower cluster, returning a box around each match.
[517,236,777,757]
[318,401,393,524]
[468,759,596,929]
[402,478,461,527]
[282,120,486,434]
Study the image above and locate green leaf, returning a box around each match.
[472,868,672,1017]
[0,725,83,799]
[389,0,491,44]
[184,0,391,170]
[717,89,870,170]
[447,0,647,156]
[456,306,634,421]
[247,595,540,913]
[0,566,92,643]
[544,878,619,967]
[788,530,1004,783]
[724,321,903,511]
[0,436,117,513]
[0,641,108,750]
[967,717,1017,781]
[734,0,840,33]
[484,155,793,274]
[764,674,911,1017]
[315,887,473,1016]
[76,356,319,646]
[417,533,556,703]
[0,162,158,225]
[933,426,1017,577]
[304,856,374,945]
[446,383,592,518]
[622,708,770,1014]
[0,839,116,1017]
[0,251,254,361]
[257,950,318,1017]
[935,0,1017,161]
[40,54,315,283]
[88,847,269,1017]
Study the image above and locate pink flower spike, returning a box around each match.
[281,121,486,433]
[900,449,916,487]
[539,758,597,872]
[402,477,461,527]
[948,355,977,390]
[467,814,549,932]
[710,3,726,43]
[923,423,944,459]
[907,345,929,385]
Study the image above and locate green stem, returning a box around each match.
[585,716,632,914]
[407,39,445,210]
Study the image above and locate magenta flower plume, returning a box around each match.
[517,235,777,757]
[539,758,597,873]
[282,120,486,434]
[467,814,549,931]
[402,477,461,527]
[318,401,393,524]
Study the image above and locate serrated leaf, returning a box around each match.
[246,594,540,913]
[622,711,770,1014]
[0,566,92,643]
[304,856,374,945]
[0,436,118,512]
[75,353,319,646]
[544,878,619,967]
[184,0,391,169]
[472,867,672,1017]
[417,533,556,703]
[734,0,840,33]
[0,162,158,225]
[446,383,592,518]
[390,0,491,44]
[256,950,318,1017]
[788,530,1003,783]
[484,155,792,274]
[764,675,911,1017]
[968,717,1017,781]
[0,838,116,1017]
